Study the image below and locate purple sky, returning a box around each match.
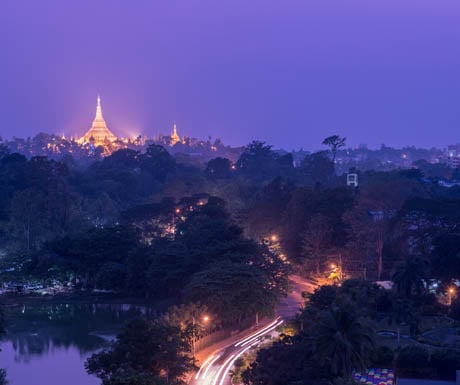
[1,0,459,150]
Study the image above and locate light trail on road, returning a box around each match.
[195,354,217,380]
[239,320,283,347]
[211,354,235,385]
[218,340,261,385]
[200,354,221,380]
[191,276,316,385]
[192,317,284,385]
[234,317,280,347]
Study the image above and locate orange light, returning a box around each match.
[271,235,278,242]
[330,264,336,269]
[203,316,210,322]
[175,208,180,214]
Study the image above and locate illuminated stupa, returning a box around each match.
[170,123,180,145]
[81,95,117,146]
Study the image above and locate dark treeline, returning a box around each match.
[2,139,460,288]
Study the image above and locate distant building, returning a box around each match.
[347,169,358,187]
[447,156,460,168]
[78,95,118,147]
[170,123,181,146]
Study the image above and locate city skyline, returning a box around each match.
[1,0,460,150]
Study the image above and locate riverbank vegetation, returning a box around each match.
[86,317,194,385]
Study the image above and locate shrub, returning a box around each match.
[396,346,430,377]
[431,349,460,380]
[372,346,394,367]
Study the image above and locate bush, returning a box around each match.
[431,349,460,380]
[372,346,394,367]
[396,346,430,377]
[450,297,460,320]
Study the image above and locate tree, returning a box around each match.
[430,234,460,284]
[45,225,139,289]
[86,318,194,385]
[163,303,214,353]
[302,214,332,275]
[431,349,460,380]
[140,144,176,182]
[185,262,279,325]
[235,141,288,182]
[243,336,324,385]
[322,135,346,163]
[396,346,430,377]
[314,304,375,379]
[392,256,430,298]
[244,299,375,385]
[245,177,293,242]
[205,157,232,179]
[298,151,335,186]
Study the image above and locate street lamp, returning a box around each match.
[448,287,456,306]
[192,314,210,359]
[329,260,343,283]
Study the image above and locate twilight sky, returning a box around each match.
[1,0,459,150]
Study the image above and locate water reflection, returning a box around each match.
[0,302,159,385]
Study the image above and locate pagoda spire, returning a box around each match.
[171,122,180,145]
[79,93,117,147]
[95,94,104,121]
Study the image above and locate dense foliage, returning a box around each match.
[244,281,378,385]
[86,318,194,385]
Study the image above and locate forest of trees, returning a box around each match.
[2,139,460,290]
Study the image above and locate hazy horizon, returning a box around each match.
[1,0,459,151]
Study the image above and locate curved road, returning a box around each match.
[190,275,316,385]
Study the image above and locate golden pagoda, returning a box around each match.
[170,123,180,145]
[80,95,117,146]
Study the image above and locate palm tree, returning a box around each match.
[314,304,375,379]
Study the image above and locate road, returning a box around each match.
[190,275,316,385]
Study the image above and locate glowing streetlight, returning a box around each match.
[448,287,456,306]
[329,259,343,283]
[192,315,211,359]
[270,235,278,242]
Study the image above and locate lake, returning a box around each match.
[0,301,159,385]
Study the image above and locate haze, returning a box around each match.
[1,0,459,149]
